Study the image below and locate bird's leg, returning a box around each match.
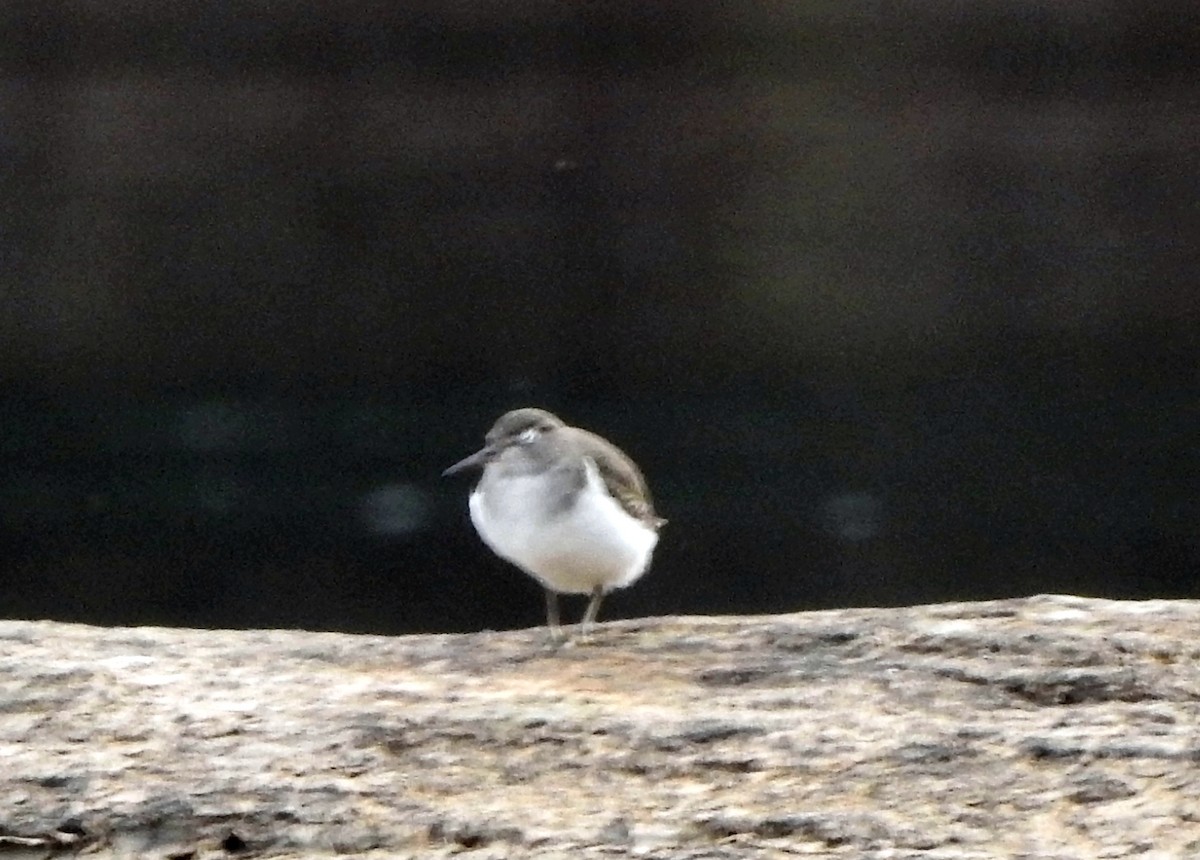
[544,587,564,642]
[581,584,605,635]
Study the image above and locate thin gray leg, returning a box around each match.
[544,587,563,640]
[581,584,605,632]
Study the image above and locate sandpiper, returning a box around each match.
[444,408,665,638]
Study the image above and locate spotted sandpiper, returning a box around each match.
[444,408,665,639]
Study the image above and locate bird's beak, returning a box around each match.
[442,445,498,476]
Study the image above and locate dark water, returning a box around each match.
[2,343,1194,633]
[1,2,1196,631]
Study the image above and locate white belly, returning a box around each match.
[468,464,658,595]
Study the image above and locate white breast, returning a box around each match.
[468,458,658,595]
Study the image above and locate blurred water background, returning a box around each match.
[1,1,1196,632]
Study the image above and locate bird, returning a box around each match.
[444,408,665,639]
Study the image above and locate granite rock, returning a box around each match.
[2,595,1199,858]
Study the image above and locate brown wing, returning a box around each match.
[572,428,666,529]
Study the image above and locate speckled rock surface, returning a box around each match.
[2,595,1199,858]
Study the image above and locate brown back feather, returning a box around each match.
[569,428,666,529]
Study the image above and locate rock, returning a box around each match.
[2,594,1199,858]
